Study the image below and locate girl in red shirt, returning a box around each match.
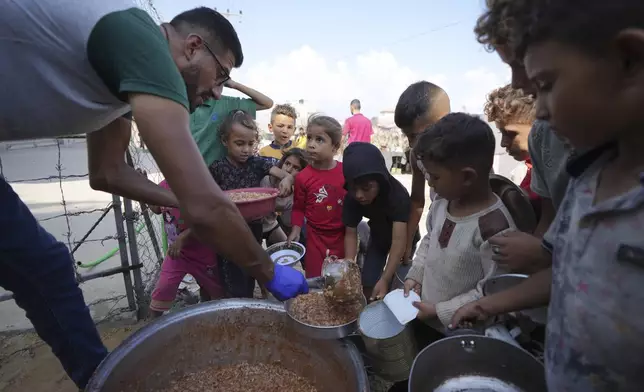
[288,115,346,277]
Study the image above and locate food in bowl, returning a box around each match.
[227,191,273,203]
[161,361,317,392]
[290,292,364,326]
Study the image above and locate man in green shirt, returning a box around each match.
[191,80,273,166]
[0,3,306,389]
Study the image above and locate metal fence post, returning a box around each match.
[112,194,136,311]
[141,207,162,265]
[123,198,147,320]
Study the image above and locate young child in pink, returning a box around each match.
[148,180,224,318]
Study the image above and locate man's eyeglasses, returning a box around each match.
[199,36,231,86]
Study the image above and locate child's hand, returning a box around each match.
[278,175,294,197]
[370,279,391,301]
[449,300,490,329]
[403,278,421,297]
[402,247,413,265]
[168,236,185,259]
[412,301,436,320]
[489,231,545,273]
[287,227,301,245]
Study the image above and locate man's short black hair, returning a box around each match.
[170,7,244,67]
[350,99,361,110]
[394,81,448,131]
[509,0,644,58]
[413,113,496,173]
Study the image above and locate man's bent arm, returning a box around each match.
[87,116,178,208]
[129,94,274,282]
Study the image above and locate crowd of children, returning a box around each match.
[144,1,644,389]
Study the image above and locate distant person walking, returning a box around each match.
[343,99,374,145]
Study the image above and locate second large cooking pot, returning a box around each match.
[409,335,546,391]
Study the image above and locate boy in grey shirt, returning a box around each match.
[455,0,644,390]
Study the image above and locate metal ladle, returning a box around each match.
[305,253,350,291]
[306,251,360,303]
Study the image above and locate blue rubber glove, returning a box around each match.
[265,263,309,301]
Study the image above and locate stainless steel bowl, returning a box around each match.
[409,335,546,392]
[483,274,548,324]
[285,291,367,340]
[86,299,369,392]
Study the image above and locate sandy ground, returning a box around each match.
[0,320,145,392]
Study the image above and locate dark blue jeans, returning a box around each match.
[0,178,107,388]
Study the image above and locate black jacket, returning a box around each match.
[342,142,418,250]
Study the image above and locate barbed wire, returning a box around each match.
[38,206,111,222]
[8,173,88,183]
[0,138,139,323]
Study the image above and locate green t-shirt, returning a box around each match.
[190,97,257,166]
[87,8,189,110]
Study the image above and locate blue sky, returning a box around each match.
[152,0,510,122]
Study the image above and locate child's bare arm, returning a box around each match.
[268,166,291,180]
[268,166,294,197]
[288,176,306,245]
[177,228,193,241]
[451,267,552,327]
[381,222,407,282]
[168,228,193,258]
[344,226,358,261]
[225,80,273,111]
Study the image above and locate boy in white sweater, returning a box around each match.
[404,113,517,330]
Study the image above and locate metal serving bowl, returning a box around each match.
[266,241,306,267]
[86,299,369,392]
[285,291,368,340]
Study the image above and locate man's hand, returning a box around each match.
[403,278,421,297]
[489,231,550,273]
[278,175,294,197]
[370,279,390,301]
[265,263,308,301]
[413,301,436,320]
[449,300,490,329]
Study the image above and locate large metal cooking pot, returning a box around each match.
[86,299,369,392]
[483,274,548,324]
[409,335,546,391]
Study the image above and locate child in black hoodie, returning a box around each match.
[343,142,420,301]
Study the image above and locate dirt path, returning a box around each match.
[0,321,145,392]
